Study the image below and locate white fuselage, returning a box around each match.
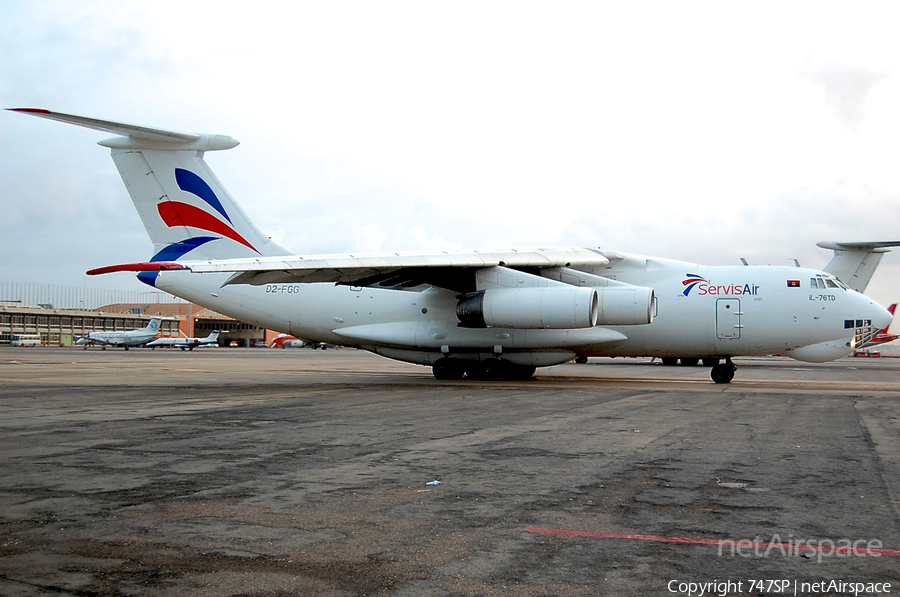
[78,328,157,347]
[146,334,219,349]
[11,108,892,378]
[153,251,888,367]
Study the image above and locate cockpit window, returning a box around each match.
[812,274,849,290]
[846,319,873,329]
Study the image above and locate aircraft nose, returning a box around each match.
[854,289,894,330]
[871,301,894,331]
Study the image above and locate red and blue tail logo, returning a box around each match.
[139,168,260,287]
[155,168,260,254]
[682,274,708,296]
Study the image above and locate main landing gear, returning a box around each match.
[432,357,536,381]
[661,356,737,384]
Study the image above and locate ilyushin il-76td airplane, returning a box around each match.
[11,108,897,383]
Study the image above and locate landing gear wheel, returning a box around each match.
[463,361,486,380]
[661,357,678,366]
[574,356,588,364]
[510,365,536,380]
[711,361,737,384]
[481,358,507,380]
[466,359,535,381]
[432,358,465,380]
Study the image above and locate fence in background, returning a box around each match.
[0,281,186,311]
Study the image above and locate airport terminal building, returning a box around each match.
[1,299,270,347]
[0,304,182,347]
[1,279,275,347]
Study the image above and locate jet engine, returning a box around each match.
[457,287,599,329]
[456,285,654,329]
[595,286,655,326]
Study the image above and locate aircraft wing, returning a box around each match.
[90,247,613,292]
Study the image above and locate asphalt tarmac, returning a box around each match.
[0,347,898,596]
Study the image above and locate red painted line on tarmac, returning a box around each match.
[525,527,900,557]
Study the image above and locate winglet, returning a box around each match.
[87,262,189,276]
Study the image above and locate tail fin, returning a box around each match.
[206,330,222,342]
[818,241,900,292]
[146,317,162,333]
[8,109,289,275]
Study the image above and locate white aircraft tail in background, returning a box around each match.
[11,108,895,383]
[819,241,900,293]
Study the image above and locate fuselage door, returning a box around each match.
[716,298,742,339]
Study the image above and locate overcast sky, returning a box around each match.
[2,1,899,307]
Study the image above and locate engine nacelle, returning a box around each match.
[457,287,599,329]
[595,286,655,325]
[456,285,654,329]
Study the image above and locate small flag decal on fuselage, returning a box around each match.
[787,280,801,287]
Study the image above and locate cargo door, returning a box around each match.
[716,298,742,339]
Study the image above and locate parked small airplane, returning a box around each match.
[271,333,306,348]
[271,333,330,349]
[76,317,162,350]
[12,108,896,382]
[146,330,223,350]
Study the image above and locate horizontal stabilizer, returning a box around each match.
[7,108,238,151]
